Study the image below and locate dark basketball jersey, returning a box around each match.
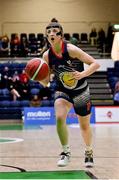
[48,41,88,93]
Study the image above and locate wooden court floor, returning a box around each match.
[0,123,119,179]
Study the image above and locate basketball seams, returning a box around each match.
[25,58,49,81]
[31,59,46,81]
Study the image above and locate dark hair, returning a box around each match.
[51,18,58,23]
[46,18,63,36]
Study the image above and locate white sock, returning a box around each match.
[62,145,70,153]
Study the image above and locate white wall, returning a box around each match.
[84,59,114,71]
[0,0,119,37]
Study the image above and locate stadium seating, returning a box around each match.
[88,71,114,105]
[0,61,55,119]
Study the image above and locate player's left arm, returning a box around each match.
[68,43,100,80]
[38,50,50,87]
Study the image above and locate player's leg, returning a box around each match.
[73,87,94,167]
[78,114,94,167]
[54,92,72,167]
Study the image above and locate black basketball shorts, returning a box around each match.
[54,87,92,116]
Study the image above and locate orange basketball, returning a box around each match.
[25,58,49,81]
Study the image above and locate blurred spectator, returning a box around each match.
[30,94,42,107]
[89,28,97,45]
[0,35,9,57]
[106,24,114,53]
[8,71,30,101]
[114,81,119,105]
[28,34,38,56]
[19,36,29,57]
[7,75,20,101]
[12,70,20,81]
[1,66,12,89]
[97,28,106,52]
[30,74,56,107]
[39,37,50,56]
[70,36,78,46]
[30,87,52,107]
[10,33,20,57]
[19,69,29,83]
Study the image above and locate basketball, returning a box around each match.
[25,58,49,81]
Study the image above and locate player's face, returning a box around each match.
[46,27,62,44]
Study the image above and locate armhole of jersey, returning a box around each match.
[62,41,70,60]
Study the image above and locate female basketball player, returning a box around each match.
[41,18,100,167]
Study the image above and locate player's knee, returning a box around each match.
[80,123,90,131]
[56,114,65,122]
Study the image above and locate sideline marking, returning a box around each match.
[0,137,24,144]
[0,170,97,179]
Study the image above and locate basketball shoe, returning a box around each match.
[85,149,94,168]
[57,152,71,167]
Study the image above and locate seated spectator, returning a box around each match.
[19,69,29,83]
[39,37,50,56]
[30,73,56,107]
[30,87,52,107]
[0,35,9,57]
[8,72,30,101]
[1,66,12,89]
[12,70,20,81]
[8,76,20,101]
[10,33,20,57]
[19,36,29,57]
[70,36,78,46]
[114,81,119,105]
[30,94,42,107]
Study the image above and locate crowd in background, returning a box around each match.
[0,24,118,106]
[0,25,114,58]
[0,65,56,107]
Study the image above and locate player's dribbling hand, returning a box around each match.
[72,71,85,80]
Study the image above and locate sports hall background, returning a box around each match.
[0,1,119,179]
[0,0,119,122]
[0,0,119,36]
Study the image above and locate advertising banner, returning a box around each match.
[24,107,55,125]
[24,106,95,126]
[95,106,119,123]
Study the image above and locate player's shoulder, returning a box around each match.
[67,42,80,51]
[67,42,81,55]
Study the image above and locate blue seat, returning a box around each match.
[0,89,3,95]
[41,100,51,107]
[10,100,21,107]
[18,63,26,69]
[30,88,40,95]
[2,88,10,95]
[20,100,30,107]
[9,63,20,69]
[0,100,11,107]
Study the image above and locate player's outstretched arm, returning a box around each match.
[40,51,50,87]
